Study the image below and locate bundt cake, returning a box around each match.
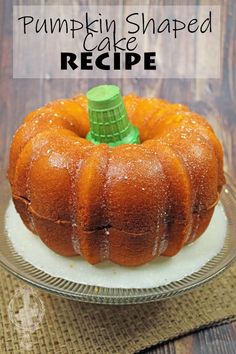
[8,85,225,266]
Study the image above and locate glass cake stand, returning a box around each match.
[0,173,236,305]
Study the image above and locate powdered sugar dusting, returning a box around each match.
[158,228,169,255]
[100,228,110,260]
[71,227,80,255]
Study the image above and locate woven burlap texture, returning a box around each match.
[0,262,236,354]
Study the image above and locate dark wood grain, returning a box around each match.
[141,322,236,354]
[1,1,236,353]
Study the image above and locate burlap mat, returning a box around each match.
[0,261,236,354]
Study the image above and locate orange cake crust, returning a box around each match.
[8,94,225,266]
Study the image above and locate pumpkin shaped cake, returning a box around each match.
[8,85,225,266]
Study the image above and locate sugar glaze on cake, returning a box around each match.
[8,93,225,266]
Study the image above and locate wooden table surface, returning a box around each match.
[1,1,236,353]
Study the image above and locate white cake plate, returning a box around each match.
[0,174,236,304]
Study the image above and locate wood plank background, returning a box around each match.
[0,0,236,353]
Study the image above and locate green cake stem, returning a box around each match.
[86,85,140,147]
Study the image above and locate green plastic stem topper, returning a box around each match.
[86,85,140,147]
